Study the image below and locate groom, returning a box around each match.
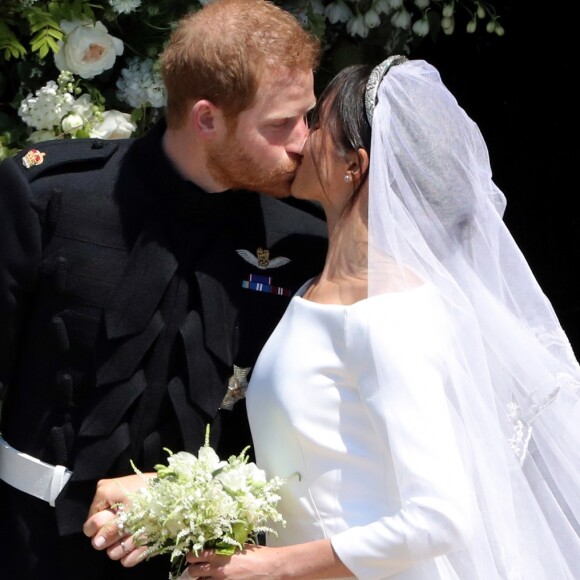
[0,1,326,579]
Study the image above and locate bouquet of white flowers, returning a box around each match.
[115,428,286,580]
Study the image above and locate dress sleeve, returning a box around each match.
[330,289,474,578]
[0,157,42,392]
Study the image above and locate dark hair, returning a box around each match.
[311,64,372,211]
[313,64,372,154]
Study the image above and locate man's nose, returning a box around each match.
[286,117,309,156]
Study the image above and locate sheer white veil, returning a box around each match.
[366,58,580,577]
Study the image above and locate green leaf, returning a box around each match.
[0,21,27,60]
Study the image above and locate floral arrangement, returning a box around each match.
[115,428,286,580]
[0,0,502,159]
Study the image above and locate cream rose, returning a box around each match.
[89,110,136,139]
[61,112,85,134]
[54,19,124,79]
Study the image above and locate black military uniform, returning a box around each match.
[0,121,327,579]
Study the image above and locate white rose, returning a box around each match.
[89,110,136,139]
[55,19,124,79]
[61,112,85,134]
[196,446,226,471]
[70,93,94,118]
[216,468,248,493]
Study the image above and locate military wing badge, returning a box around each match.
[236,247,290,270]
[238,247,292,296]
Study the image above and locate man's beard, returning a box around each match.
[206,137,297,198]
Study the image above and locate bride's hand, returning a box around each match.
[82,473,154,567]
[183,545,286,579]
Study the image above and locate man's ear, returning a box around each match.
[190,99,226,137]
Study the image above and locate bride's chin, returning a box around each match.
[290,182,311,201]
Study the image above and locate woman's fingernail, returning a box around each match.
[94,536,106,548]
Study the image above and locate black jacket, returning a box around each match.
[0,122,327,579]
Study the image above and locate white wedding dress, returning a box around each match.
[246,282,473,580]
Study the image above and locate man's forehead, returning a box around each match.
[251,67,315,112]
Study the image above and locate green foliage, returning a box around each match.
[0,21,27,60]
[27,7,63,59]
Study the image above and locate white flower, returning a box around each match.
[442,15,455,34]
[116,427,286,580]
[414,0,430,9]
[18,80,75,131]
[70,93,95,118]
[116,57,166,109]
[61,112,85,133]
[391,8,412,29]
[364,8,381,28]
[108,0,142,14]
[325,0,353,24]
[373,0,392,15]
[387,0,404,9]
[442,2,455,18]
[90,110,136,139]
[347,13,370,37]
[412,16,430,36]
[54,20,124,80]
[197,445,226,471]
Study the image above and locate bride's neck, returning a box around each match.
[304,199,368,304]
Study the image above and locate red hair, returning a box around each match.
[160,0,321,128]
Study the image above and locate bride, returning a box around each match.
[86,57,580,579]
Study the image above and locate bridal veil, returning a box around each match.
[366,58,580,578]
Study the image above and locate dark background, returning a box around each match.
[410,1,580,356]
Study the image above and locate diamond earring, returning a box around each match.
[344,173,351,183]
